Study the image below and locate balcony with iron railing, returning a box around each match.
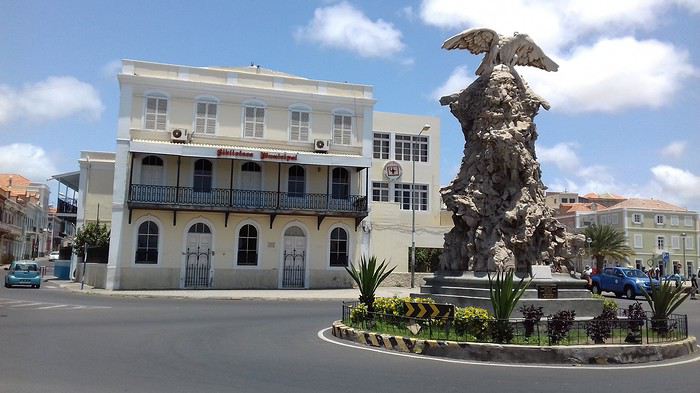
[127,184,368,218]
[57,197,78,215]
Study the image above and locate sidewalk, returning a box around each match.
[54,280,415,301]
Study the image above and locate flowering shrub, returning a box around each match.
[454,307,493,340]
[350,303,368,323]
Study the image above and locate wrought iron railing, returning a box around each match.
[57,197,78,214]
[128,184,367,213]
[340,302,688,345]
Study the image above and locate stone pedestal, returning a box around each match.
[414,272,603,318]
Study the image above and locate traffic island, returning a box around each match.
[331,320,697,365]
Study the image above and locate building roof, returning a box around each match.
[581,192,626,200]
[604,198,689,212]
[0,174,39,198]
[558,203,596,215]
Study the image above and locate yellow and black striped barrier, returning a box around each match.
[404,302,454,319]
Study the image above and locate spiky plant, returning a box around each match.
[640,280,691,335]
[488,270,532,343]
[345,255,396,312]
[583,224,634,271]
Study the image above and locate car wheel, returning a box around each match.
[615,292,623,298]
[591,284,601,295]
[4,282,9,288]
[625,286,635,300]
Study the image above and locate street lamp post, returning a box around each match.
[410,124,431,289]
[681,232,687,278]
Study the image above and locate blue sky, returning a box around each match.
[1,0,699,210]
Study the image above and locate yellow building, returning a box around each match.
[76,60,449,290]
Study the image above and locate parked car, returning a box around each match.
[663,273,683,287]
[590,267,657,299]
[4,260,42,288]
[49,251,60,261]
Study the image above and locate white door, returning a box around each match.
[141,164,163,186]
[239,162,262,207]
[184,223,213,288]
[282,226,306,288]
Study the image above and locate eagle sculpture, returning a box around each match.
[442,28,558,76]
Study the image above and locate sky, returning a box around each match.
[1,0,699,210]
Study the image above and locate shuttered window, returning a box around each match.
[144,97,167,131]
[290,110,310,141]
[333,114,352,145]
[244,106,265,138]
[195,101,217,134]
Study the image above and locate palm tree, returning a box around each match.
[583,224,634,271]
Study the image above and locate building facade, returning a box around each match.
[77,60,450,290]
[0,175,50,260]
[554,194,699,277]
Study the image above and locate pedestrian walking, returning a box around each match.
[691,274,698,300]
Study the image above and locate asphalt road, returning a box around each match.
[1,281,700,393]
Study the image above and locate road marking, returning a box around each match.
[0,298,111,310]
[9,302,45,308]
[317,328,700,370]
[35,305,68,310]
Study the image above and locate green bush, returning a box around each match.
[602,298,618,314]
[454,307,493,340]
[372,296,435,316]
[350,303,368,323]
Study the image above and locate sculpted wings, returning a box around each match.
[442,28,498,54]
[507,34,559,72]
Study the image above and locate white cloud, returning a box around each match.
[423,1,698,113]
[420,0,700,52]
[660,141,687,158]
[101,60,122,79]
[0,144,58,182]
[0,76,103,125]
[431,65,474,100]
[521,37,696,113]
[399,6,416,21]
[650,165,700,200]
[295,2,405,58]
[537,142,581,172]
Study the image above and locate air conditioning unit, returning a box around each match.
[170,128,189,143]
[314,139,331,153]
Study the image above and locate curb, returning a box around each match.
[331,321,697,365]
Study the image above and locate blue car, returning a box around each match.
[4,260,42,288]
[591,267,657,299]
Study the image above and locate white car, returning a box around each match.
[48,251,60,261]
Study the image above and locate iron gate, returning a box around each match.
[185,246,211,288]
[282,249,305,288]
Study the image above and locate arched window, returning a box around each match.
[329,227,348,267]
[141,155,163,185]
[288,165,305,198]
[135,221,159,264]
[237,224,258,266]
[331,167,349,199]
[188,223,211,233]
[193,159,212,193]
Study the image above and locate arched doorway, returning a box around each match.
[282,226,306,288]
[184,222,213,288]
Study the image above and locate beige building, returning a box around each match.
[554,194,699,277]
[0,174,51,259]
[74,60,449,290]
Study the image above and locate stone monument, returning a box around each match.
[417,28,601,316]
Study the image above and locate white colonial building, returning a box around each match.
[75,60,449,290]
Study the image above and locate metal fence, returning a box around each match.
[129,184,367,213]
[340,302,688,346]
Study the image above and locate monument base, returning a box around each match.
[414,271,603,318]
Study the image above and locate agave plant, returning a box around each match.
[345,255,396,312]
[640,280,691,335]
[488,270,532,343]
